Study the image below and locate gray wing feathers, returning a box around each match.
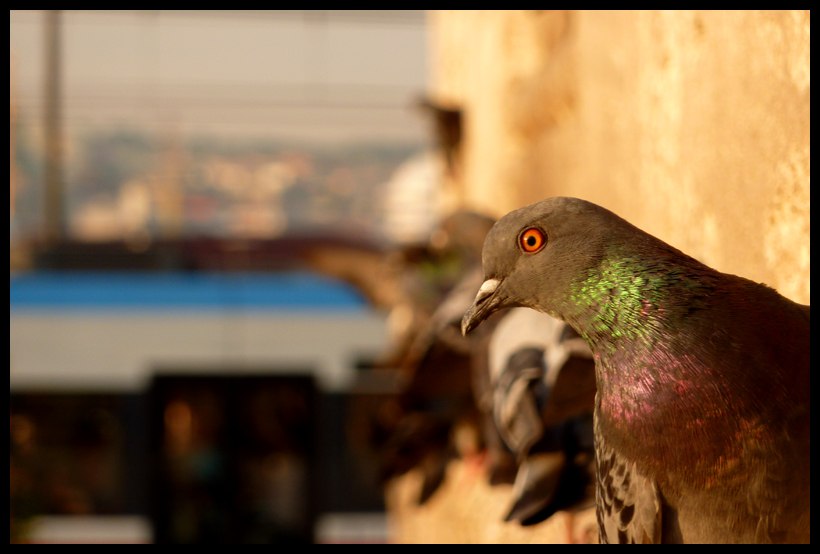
[596,432,662,544]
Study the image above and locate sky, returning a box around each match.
[10,10,430,144]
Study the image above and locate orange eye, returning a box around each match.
[520,228,545,253]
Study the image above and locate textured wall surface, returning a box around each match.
[429,10,809,303]
[388,10,810,543]
[386,459,598,543]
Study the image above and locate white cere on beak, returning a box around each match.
[476,278,500,300]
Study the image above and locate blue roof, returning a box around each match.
[9,271,368,312]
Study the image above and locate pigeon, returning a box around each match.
[371,212,501,503]
[488,308,596,525]
[462,197,810,543]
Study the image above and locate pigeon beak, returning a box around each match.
[462,278,502,336]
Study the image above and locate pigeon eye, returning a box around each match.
[519,228,545,253]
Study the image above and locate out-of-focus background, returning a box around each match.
[10,10,810,543]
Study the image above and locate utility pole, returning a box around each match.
[43,10,64,243]
[10,54,16,218]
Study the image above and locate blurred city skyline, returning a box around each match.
[10,10,435,246]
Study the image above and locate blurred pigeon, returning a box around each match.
[488,308,596,525]
[416,97,462,176]
[370,212,500,503]
[382,266,507,504]
[462,197,810,543]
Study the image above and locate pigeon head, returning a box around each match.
[461,197,680,338]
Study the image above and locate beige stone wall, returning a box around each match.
[389,10,809,543]
[428,10,810,303]
[386,459,598,543]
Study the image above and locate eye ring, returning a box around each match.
[519,228,546,253]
